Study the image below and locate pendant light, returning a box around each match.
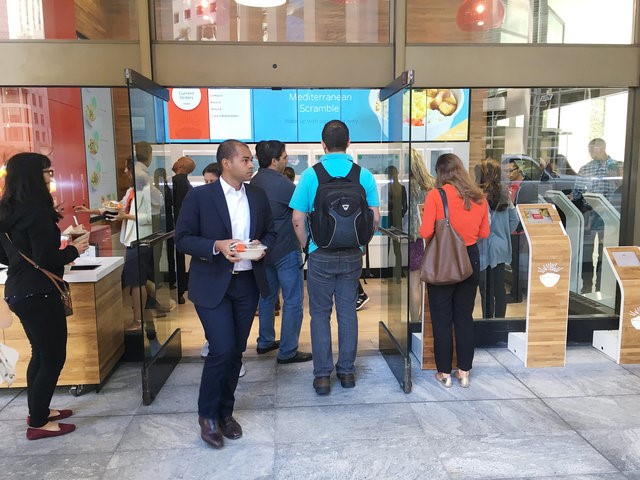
[234,0,286,7]
[456,0,506,31]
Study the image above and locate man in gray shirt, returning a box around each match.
[250,141,312,364]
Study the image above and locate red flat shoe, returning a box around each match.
[27,409,73,424]
[26,423,76,441]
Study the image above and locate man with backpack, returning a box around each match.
[290,120,380,395]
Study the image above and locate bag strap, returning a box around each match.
[437,188,450,220]
[313,161,360,185]
[345,163,361,183]
[3,233,67,296]
[312,162,332,185]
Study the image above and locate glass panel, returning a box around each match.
[476,86,626,319]
[0,0,138,40]
[127,72,181,405]
[377,77,412,392]
[153,0,390,43]
[407,0,633,45]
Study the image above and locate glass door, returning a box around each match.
[125,69,182,405]
[376,71,414,392]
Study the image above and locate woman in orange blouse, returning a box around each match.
[419,154,489,388]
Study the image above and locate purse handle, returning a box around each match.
[437,188,450,221]
[3,233,68,297]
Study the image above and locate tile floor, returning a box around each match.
[1,346,640,479]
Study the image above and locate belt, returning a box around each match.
[231,269,252,276]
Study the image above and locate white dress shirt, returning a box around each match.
[219,176,252,271]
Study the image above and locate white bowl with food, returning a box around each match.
[102,200,123,220]
[234,243,267,261]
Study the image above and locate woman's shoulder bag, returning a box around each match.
[420,188,473,285]
[4,233,73,316]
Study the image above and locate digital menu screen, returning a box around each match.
[403,88,470,142]
[208,89,252,142]
[165,87,468,143]
[252,89,297,142]
[296,89,342,142]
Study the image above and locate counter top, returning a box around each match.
[0,256,124,284]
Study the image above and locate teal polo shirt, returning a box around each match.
[289,153,380,253]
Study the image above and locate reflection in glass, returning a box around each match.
[408,0,633,45]
[0,1,138,40]
[478,86,627,319]
[154,0,390,43]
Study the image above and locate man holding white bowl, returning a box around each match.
[175,139,275,450]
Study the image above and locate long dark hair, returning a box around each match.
[476,158,509,212]
[0,152,60,221]
[435,153,484,210]
[255,140,286,169]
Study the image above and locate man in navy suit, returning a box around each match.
[175,139,275,449]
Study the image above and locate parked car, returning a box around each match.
[501,154,578,198]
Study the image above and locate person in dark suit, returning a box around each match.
[175,140,275,450]
[171,156,195,304]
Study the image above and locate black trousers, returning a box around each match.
[176,251,189,297]
[195,271,258,420]
[11,293,67,428]
[427,244,480,373]
[479,263,507,318]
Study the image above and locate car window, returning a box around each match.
[516,158,542,181]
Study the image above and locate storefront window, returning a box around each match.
[471,87,627,319]
[407,0,634,44]
[0,1,138,40]
[153,0,390,43]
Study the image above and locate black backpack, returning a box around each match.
[308,162,375,250]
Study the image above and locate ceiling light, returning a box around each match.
[234,0,286,7]
[456,0,506,31]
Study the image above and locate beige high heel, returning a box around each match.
[454,370,470,388]
[435,372,453,388]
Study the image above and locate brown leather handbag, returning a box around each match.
[420,188,473,285]
[4,233,73,316]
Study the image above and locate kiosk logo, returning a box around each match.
[538,262,563,288]
[629,307,640,330]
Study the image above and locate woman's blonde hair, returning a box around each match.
[435,153,485,210]
[410,149,436,192]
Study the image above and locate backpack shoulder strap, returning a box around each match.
[312,162,332,185]
[345,163,361,183]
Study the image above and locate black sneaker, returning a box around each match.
[256,341,280,354]
[356,293,369,311]
[277,351,312,364]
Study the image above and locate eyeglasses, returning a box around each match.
[507,167,519,173]
[42,169,54,176]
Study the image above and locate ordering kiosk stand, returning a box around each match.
[507,204,571,367]
[592,247,640,364]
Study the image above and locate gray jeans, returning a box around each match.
[307,248,363,377]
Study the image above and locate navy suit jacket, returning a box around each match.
[175,180,276,309]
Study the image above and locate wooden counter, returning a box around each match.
[1,257,125,389]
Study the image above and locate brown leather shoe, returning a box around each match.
[198,416,224,449]
[336,372,356,388]
[313,376,331,395]
[218,416,242,440]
